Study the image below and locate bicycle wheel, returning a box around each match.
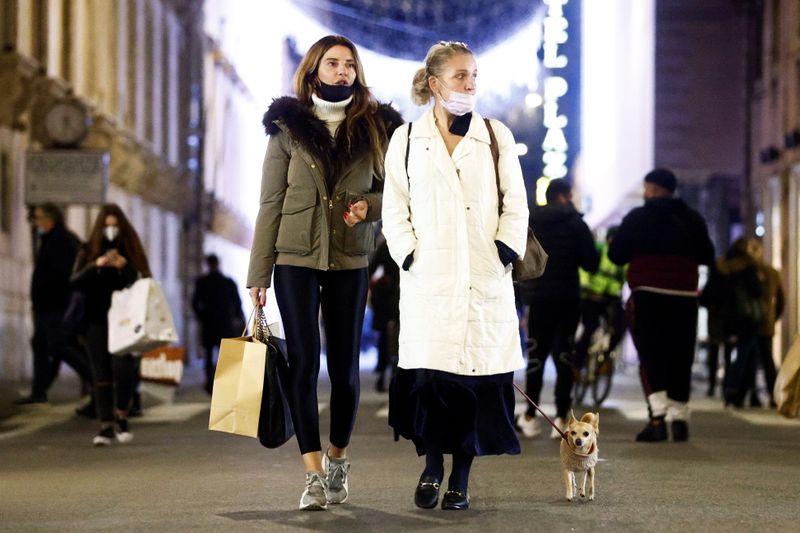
[573,365,589,404]
[591,350,614,405]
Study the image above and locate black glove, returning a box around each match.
[495,240,518,267]
[402,253,414,271]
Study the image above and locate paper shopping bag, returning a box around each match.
[108,278,178,355]
[208,335,267,438]
[140,346,185,386]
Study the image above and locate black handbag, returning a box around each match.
[62,290,88,336]
[484,118,548,281]
[253,307,295,449]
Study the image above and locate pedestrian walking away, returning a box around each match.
[382,41,529,511]
[368,234,400,392]
[16,204,93,407]
[192,254,245,395]
[609,168,715,442]
[246,34,402,511]
[70,204,152,447]
[517,179,600,439]
[748,238,784,408]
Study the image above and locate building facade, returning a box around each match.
[0,0,212,381]
[752,0,800,357]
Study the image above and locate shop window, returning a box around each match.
[797,0,800,40]
[772,0,781,64]
[1,0,17,50]
[0,150,11,234]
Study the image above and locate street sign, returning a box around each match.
[25,150,109,205]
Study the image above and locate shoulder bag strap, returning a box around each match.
[405,122,413,184]
[484,118,502,216]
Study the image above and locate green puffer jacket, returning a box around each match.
[247,96,403,288]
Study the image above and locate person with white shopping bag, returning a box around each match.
[70,204,152,446]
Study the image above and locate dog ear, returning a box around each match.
[580,412,600,434]
[569,410,577,424]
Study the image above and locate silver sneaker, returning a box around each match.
[299,472,328,511]
[323,453,350,504]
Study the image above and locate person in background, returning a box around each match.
[368,234,400,392]
[383,41,528,511]
[748,238,784,408]
[699,261,736,399]
[574,226,627,373]
[609,169,715,442]
[71,204,151,446]
[192,254,244,394]
[711,238,765,408]
[247,35,402,510]
[518,179,599,439]
[16,204,93,407]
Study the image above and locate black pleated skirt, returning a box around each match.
[389,368,521,457]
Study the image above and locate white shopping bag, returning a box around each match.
[108,278,178,355]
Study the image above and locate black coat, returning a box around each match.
[701,255,765,338]
[70,241,139,322]
[608,197,715,266]
[368,240,400,330]
[192,271,244,345]
[31,225,81,312]
[523,204,600,302]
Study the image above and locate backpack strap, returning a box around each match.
[405,122,413,183]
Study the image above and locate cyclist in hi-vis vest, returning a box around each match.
[574,227,627,371]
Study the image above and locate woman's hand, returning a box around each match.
[250,287,267,307]
[110,253,128,269]
[343,200,368,227]
[95,256,110,267]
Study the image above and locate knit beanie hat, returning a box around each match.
[643,168,677,193]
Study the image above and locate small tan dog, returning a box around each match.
[559,411,599,501]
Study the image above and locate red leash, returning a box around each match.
[513,383,567,440]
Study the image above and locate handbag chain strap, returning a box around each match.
[245,305,274,341]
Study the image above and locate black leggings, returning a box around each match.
[86,320,136,423]
[274,265,368,455]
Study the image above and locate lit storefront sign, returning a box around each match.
[537,0,570,205]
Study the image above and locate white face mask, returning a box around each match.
[104,225,119,242]
[437,81,476,116]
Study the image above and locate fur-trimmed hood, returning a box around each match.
[262,96,403,177]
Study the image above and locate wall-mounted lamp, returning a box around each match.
[784,129,800,149]
[759,146,781,164]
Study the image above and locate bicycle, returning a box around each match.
[572,303,624,406]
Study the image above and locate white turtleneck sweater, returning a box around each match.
[311,93,352,137]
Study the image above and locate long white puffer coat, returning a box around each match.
[381,109,529,376]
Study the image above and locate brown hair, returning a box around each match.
[293,35,387,174]
[85,204,152,278]
[411,41,473,106]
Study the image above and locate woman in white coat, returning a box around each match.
[382,42,529,511]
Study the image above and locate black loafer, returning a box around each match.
[635,417,667,442]
[414,475,441,509]
[441,489,470,510]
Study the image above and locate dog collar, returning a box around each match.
[568,442,597,457]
